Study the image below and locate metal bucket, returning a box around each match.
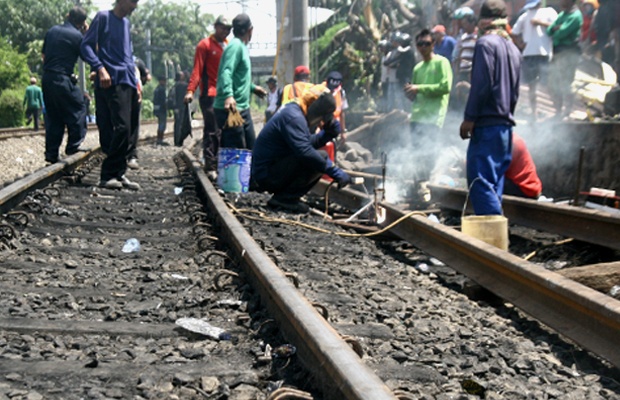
[461,215,509,250]
[217,148,252,193]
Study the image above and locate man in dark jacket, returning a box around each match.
[41,6,87,162]
[251,84,351,213]
[459,0,522,215]
[153,76,168,145]
[170,71,188,146]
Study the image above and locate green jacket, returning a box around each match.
[547,8,583,48]
[24,84,44,110]
[410,55,453,128]
[214,37,256,111]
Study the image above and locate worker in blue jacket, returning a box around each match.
[251,84,351,213]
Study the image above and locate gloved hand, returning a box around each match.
[326,163,351,189]
[323,119,341,140]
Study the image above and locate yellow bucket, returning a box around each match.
[461,215,509,250]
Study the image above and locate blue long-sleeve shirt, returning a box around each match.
[464,33,521,127]
[251,103,332,183]
[80,10,137,89]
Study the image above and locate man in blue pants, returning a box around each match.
[81,0,140,190]
[459,0,522,215]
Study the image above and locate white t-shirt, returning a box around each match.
[512,7,558,58]
[266,89,279,113]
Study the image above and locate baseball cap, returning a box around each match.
[431,25,446,34]
[522,0,541,11]
[453,6,475,19]
[266,76,277,84]
[294,65,310,77]
[214,15,232,27]
[480,0,508,19]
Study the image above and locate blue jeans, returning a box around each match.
[466,124,512,215]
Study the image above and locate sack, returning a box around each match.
[175,104,193,146]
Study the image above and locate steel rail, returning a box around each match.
[429,185,620,251]
[311,180,620,368]
[0,151,92,213]
[182,151,398,400]
[0,120,160,141]
[374,200,620,369]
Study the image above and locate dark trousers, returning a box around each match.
[26,108,41,131]
[215,108,256,150]
[173,109,183,146]
[95,84,139,182]
[199,95,220,169]
[254,150,327,201]
[127,102,141,160]
[42,72,86,162]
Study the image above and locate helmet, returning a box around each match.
[453,6,475,20]
[398,33,411,47]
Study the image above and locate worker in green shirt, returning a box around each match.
[404,28,453,182]
[23,77,45,132]
[214,13,266,150]
[547,0,583,118]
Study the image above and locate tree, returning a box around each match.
[0,0,94,73]
[130,0,214,79]
[0,36,30,127]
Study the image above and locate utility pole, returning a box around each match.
[146,28,152,73]
[291,0,309,78]
[276,0,308,84]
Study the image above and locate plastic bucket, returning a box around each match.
[217,148,252,193]
[461,215,509,250]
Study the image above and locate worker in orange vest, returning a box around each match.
[278,65,313,108]
[323,71,348,132]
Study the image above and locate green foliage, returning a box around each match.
[141,99,154,120]
[0,89,25,128]
[0,0,94,73]
[312,21,348,56]
[131,0,214,79]
[0,36,31,92]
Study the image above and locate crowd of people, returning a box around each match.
[19,0,619,215]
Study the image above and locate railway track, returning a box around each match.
[0,133,619,399]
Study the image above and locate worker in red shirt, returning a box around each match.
[504,133,542,199]
[184,15,232,171]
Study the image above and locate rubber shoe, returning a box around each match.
[66,146,90,155]
[127,158,139,169]
[99,178,123,189]
[120,176,140,191]
[267,197,310,213]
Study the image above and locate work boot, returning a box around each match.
[267,196,310,213]
[156,130,169,146]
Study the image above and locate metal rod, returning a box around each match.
[573,146,585,206]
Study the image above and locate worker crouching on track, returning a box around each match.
[250,85,352,213]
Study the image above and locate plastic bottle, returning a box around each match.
[122,238,141,253]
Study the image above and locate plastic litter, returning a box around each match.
[121,238,141,253]
[175,317,232,340]
[417,263,429,273]
[427,214,440,223]
[609,285,620,298]
[174,187,183,195]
